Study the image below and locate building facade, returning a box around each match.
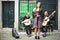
[0,0,60,30]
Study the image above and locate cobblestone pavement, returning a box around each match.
[0,29,60,40]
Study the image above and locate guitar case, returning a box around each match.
[12,28,19,38]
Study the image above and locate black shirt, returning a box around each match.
[22,16,30,21]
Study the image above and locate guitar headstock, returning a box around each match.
[51,11,56,15]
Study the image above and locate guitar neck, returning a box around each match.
[48,11,56,18]
[48,13,55,18]
[48,14,52,18]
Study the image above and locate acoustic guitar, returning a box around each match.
[42,11,56,26]
[21,17,32,26]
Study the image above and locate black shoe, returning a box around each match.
[43,34,46,37]
[35,36,37,39]
[28,34,31,37]
[38,36,40,39]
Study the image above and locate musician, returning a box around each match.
[32,2,43,39]
[22,12,32,37]
[50,13,55,32]
[42,11,50,37]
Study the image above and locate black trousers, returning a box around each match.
[42,26,48,33]
[25,25,32,35]
[42,26,48,37]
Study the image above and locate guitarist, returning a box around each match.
[42,11,50,37]
[22,12,32,37]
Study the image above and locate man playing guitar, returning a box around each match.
[22,12,32,37]
[42,11,50,37]
[42,11,56,37]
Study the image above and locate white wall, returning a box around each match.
[14,0,19,30]
[0,0,2,29]
[58,0,60,30]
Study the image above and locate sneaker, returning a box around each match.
[28,34,31,37]
[43,34,46,37]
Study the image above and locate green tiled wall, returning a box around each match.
[20,1,36,17]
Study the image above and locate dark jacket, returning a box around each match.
[22,16,30,26]
[32,9,44,20]
[22,16,30,21]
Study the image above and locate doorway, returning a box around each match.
[37,0,58,30]
[2,1,14,28]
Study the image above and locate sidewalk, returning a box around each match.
[0,28,60,40]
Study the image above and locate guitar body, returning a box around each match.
[22,19,31,26]
[42,17,50,26]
